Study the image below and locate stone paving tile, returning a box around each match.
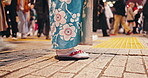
[0,70,9,76]
[31,64,63,77]
[105,49,119,54]
[95,48,109,53]
[143,56,148,70]
[22,75,46,78]
[50,72,75,78]
[53,60,75,67]
[103,66,125,77]
[129,49,142,55]
[124,73,147,78]
[60,59,94,73]
[28,58,58,69]
[127,56,143,65]
[93,54,114,69]
[74,68,102,78]
[126,56,145,73]
[4,67,38,78]
[73,63,102,78]
[116,49,129,55]
[100,76,120,78]
[110,56,127,67]
[72,54,104,78]
[141,50,148,55]
[0,54,55,72]
[85,48,100,53]
[126,63,145,74]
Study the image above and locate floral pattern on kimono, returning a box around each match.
[49,0,85,49]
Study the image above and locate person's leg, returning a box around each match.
[113,15,121,34]
[102,29,109,37]
[37,17,44,37]
[121,16,131,34]
[10,11,18,38]
[17,10,27,38]
[3,8,11,38]
[44,18,50,39]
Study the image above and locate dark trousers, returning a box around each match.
[2,8,18,37]
[37,16,50,36]
[102,29,108,36]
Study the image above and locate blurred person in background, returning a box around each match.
[143,0,148,35]
[0,0,8,34]
[1,0,18,39]
[104,2,113,34]
[16,0,30,39]
[111,0,131,35]
[127,2,136,34]
[31,0,50,39]
[0,0,12,51]
[27,3,37,36]
[96,0,110,37]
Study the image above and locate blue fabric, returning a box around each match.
[50,0,84,49]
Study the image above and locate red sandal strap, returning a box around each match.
[69,50,84,56]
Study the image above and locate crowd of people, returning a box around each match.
[93,0,148,37]
[0,0,50,40]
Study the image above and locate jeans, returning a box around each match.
[17,10,29,34]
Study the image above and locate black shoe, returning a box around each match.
[6,34,10,38]
[37,33,41,37]
[103,35,110,37]
[46,36,51,40]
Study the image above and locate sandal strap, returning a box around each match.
[69,50,84,56]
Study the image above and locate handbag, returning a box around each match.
[2,0,12,5]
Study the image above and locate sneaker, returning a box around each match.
[21,34,27,39]
[12,37,17,40]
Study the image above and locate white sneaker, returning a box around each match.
[12,37,17,40]
[21,34,27,39]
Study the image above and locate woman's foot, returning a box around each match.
[56,48,89,60]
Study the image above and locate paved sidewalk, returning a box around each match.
[0,34,148,78]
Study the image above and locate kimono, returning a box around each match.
[49,0,85,49]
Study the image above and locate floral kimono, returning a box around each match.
[50,0,85,49]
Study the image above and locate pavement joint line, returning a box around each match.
[97,55,116,78]
[141,56,148,78]
[1,56,57,77]
[0,49,26,54]
[48,61,77,77]
[125,71,146,75]
[122,53,129,78]
[28,60,60,78]
[71,54,102,78]
[86,52,148,57]
[101,75,121,78]
[21,57,59,78]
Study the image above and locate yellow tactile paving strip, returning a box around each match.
[93,37,146,49]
